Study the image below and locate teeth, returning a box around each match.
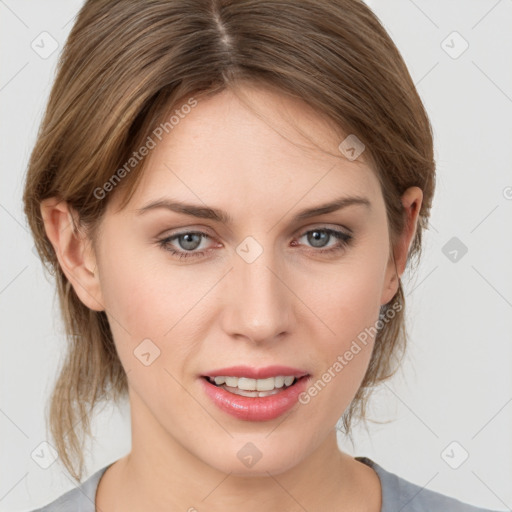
[274,376,285,388]
[208,375,298,391]
[283,376,295,386]
[229,388,283,398]
[225,376,238,387]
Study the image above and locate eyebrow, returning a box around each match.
[135,195,371,224]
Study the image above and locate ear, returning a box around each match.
[40,197,105,312]
[380,186,423,306]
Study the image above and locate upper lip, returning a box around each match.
[201,365,309,379]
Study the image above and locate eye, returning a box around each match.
[294,227,353,255]
[157,231,213,260]
[157,226,353,261]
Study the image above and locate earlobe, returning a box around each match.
[380,247,400,307]
[40,197,105,312]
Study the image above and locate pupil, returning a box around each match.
[308,230,328,248]
[181,233,201,250]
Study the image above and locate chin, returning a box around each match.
[200,439,306,477]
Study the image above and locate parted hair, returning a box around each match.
[23,0,435,481]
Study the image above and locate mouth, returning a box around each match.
[202,374,308,398]
[199,367,311,421]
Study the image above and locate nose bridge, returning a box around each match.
[223,236,292,342]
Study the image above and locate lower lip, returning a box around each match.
[200,376,310,421]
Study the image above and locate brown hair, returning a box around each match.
[23,0,435,481]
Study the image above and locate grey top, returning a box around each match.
[30,456,501,511]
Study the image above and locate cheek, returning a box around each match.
[301,251,386,342]
[97,238,212,370]
[296,263,383,418]
[98,234,184,332]
[295,240,387,403]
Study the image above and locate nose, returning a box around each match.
[220,241,295,345]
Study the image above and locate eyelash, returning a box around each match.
[157,227,353,261]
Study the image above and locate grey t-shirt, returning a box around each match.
[30,456,502,511]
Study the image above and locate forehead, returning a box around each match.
[110,85,381,216]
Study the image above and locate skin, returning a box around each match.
[41,84,422,512]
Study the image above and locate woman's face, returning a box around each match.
[86,85,409,475]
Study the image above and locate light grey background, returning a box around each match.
[1,1,511,510]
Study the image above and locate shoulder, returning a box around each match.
[355,456,501,512]
[28,464,111,512]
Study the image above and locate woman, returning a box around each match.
[23,0,501,510]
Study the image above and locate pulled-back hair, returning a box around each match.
[23,0,435,482]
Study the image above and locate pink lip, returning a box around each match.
[201,365,309,379]
[200,374,310,421]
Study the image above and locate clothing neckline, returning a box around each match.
[90,456,387,511]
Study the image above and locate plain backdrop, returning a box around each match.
[1,1,511,511]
